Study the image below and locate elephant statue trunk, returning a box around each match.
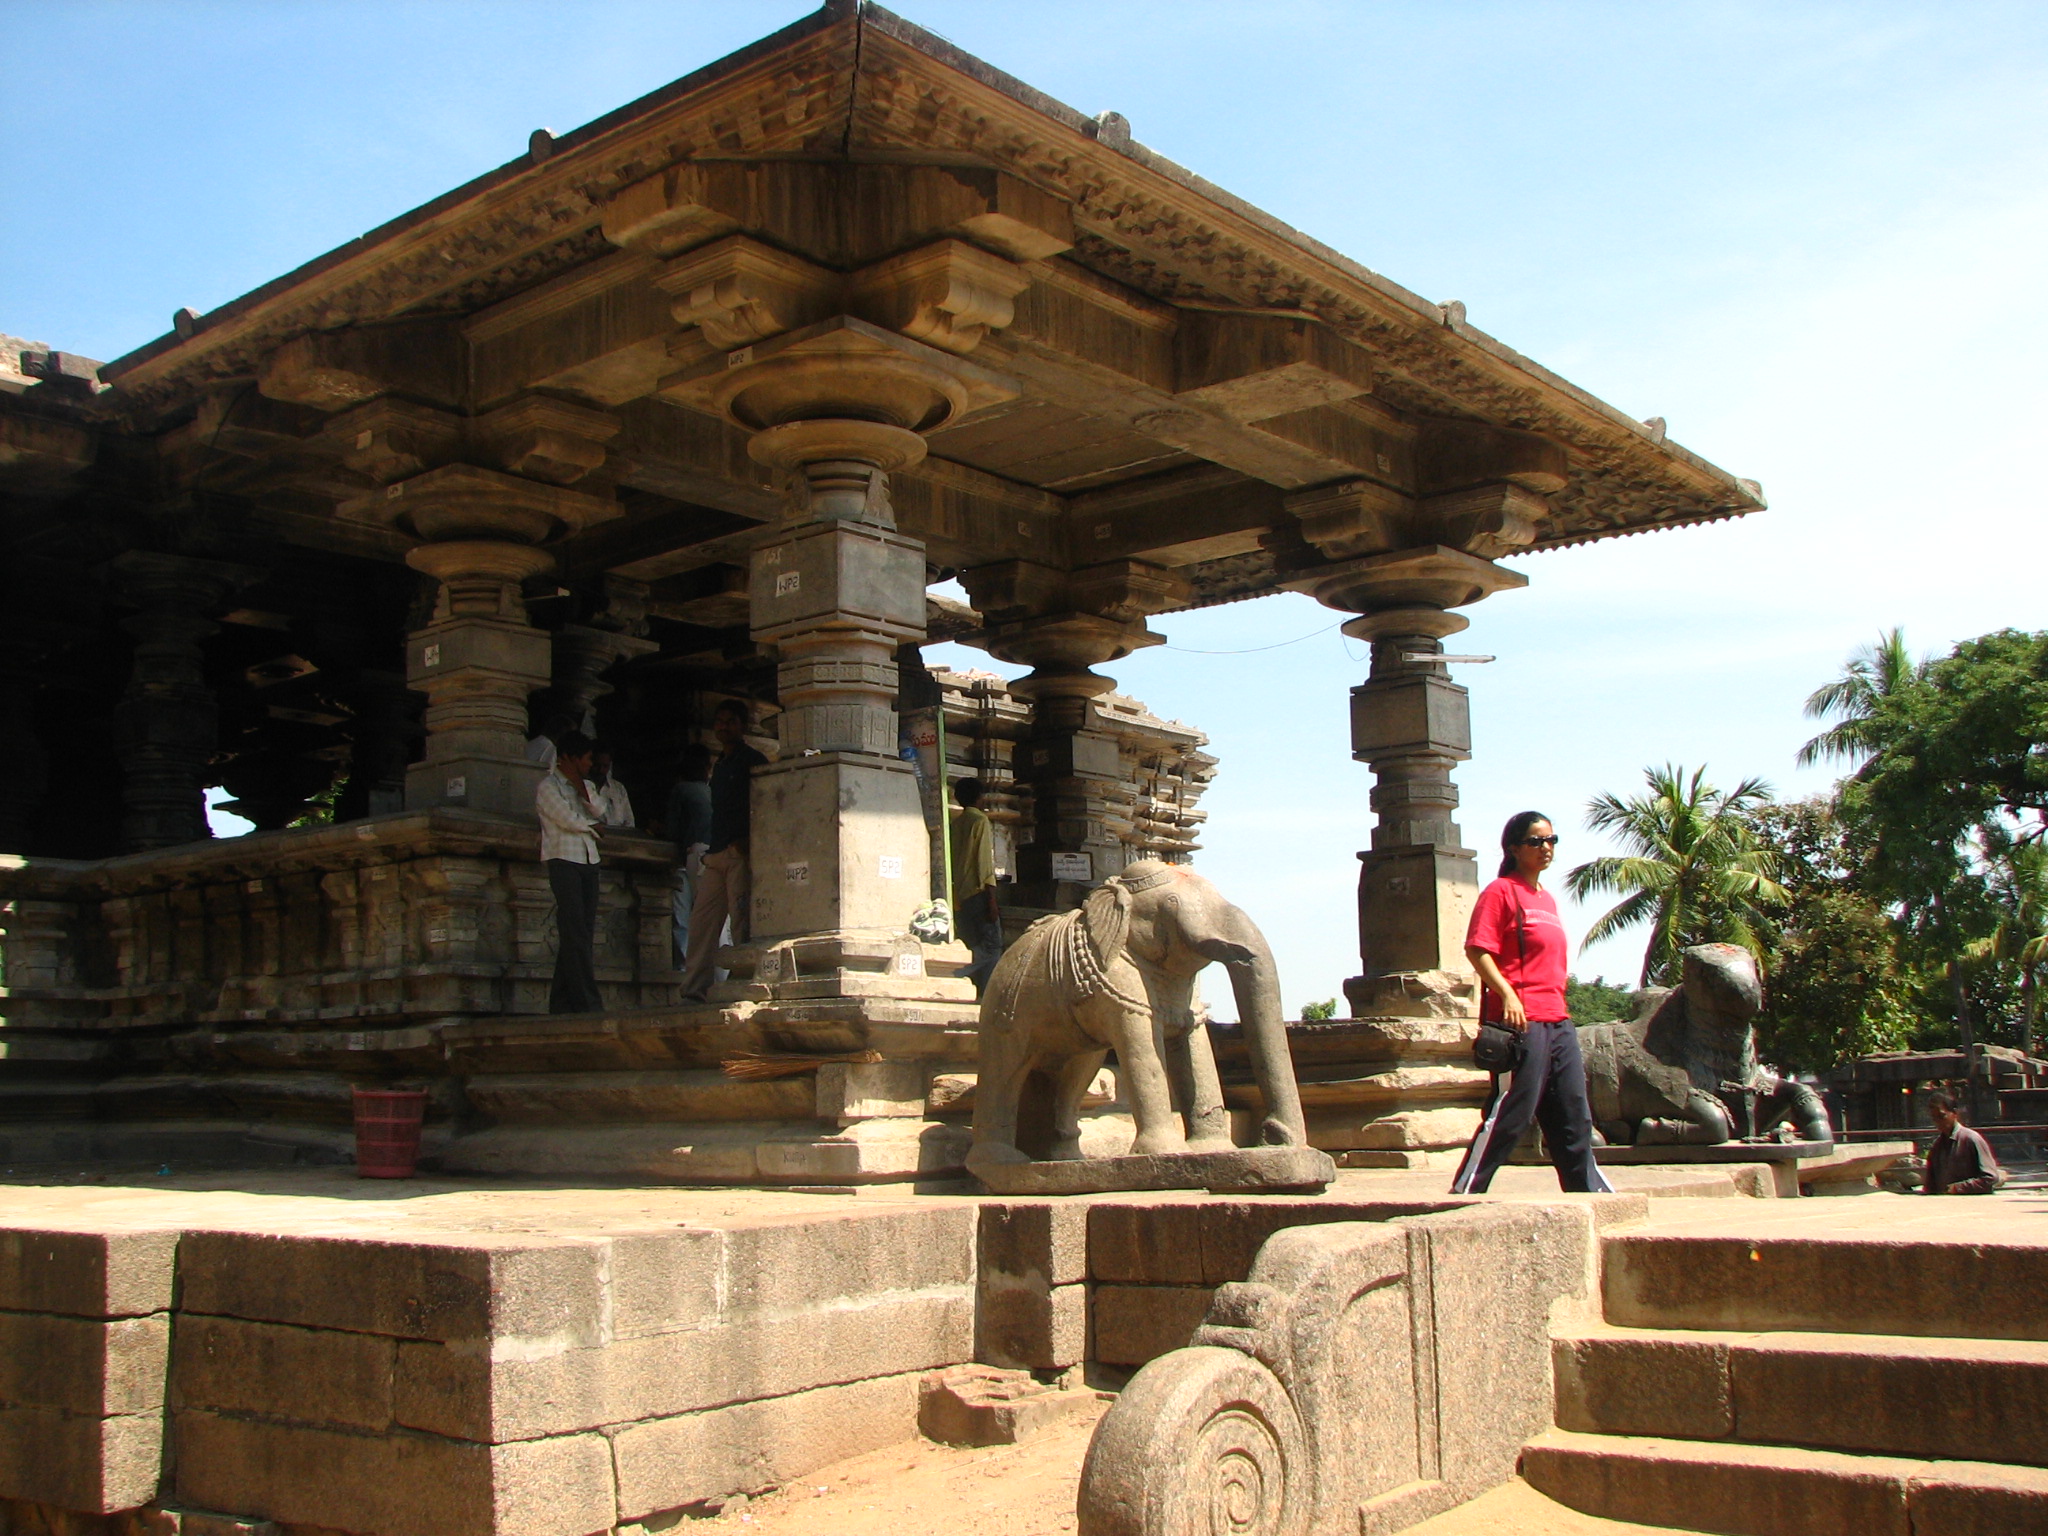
[1202,918,1305,1147]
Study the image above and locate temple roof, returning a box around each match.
[76,1,1758,600]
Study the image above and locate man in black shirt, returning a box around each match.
[680,700,766,1001]
[1923,1092,2004,1194]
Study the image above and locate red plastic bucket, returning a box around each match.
[352,1088,429,1178]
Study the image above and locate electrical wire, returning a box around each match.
[1162,621,1343,656]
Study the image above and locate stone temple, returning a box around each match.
[0,4,1761,1187]
[24,14,2025,1536]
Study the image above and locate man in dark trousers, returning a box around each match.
[535,730,606,1014]
[948,778,1002,995]
[680,701,766,1002]
[1923,1091,2004,1194]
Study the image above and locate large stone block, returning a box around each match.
[607,1227,723,1339]
[171,1315,394,1433]
[0,1226,178,1317]
[0,1403,163,1513]
[0,1311,168,1416]
[1086,1202,1204,1284]
[1603,1234,2048,1340]
[718,1206,974,1315]
[1520,1428,1914,1536]
[1552,1328,1735,1440]
[1909,1460,2048,1536]
[1732,1333,2048,1465]
[1091,1285,1215,1367]
[176,1231,609,1345]
[611,1371,921,1523]
[395,1290,973,1441]
[976,1277,1086,1371]
[979,1201,1088,1287]
[172,1409,614,1536]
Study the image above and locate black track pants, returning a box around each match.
[1451,1018,1614,1195]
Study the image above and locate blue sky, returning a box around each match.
[8,2,2045,1010]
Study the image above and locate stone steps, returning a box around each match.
[1529,1216,2048,1534]
[1521,1428,2048,1536]
[1602,1230,2048,1340]
[1554,1324,2048,1466]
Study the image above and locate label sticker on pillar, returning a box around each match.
[726,346,754,368]
[785,861,810,884]
[1095,523,1112,540]
[774,571,801,597]
[1032,748,1050,768]
[444,776,466,799]
[878,854,904,880]
[421,643,441,668]
[757,950,783,981]
[385,483,404,500]
[355,430,374,449]
[759,545,781,565]
[1376,451,1392,473]
[1387,875,1411,895]
[894,951,925,977]
[1051,852,1093,882]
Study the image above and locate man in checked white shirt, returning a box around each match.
[536,730,608,1014]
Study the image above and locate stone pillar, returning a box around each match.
[0,634,51,853]
[1284,546,1525,1018]
[544,578,658,734]
[339,463,618,817]
[964,563,1186,909]
[107,551,262,851]
[743,421,957,999]
[336,669,422,821]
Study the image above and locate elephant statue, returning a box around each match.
[1578,942,1833,1146]
[968,860,1307,1173]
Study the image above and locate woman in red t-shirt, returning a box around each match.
[1450,811,1614,1195]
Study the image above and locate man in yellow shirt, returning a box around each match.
[948,779,1002,995]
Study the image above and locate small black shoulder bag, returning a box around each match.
[1471,889,1528,1074]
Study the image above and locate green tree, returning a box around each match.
[1843,628,2048,1046]
[1566,764,1788,988]
[1964,837,2048,1055]
[1300,998,1338,1021]
[1797,627,1924,769]
[1744,798,1918,1071]
[1565,974,1636,1024]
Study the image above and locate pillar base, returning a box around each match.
[404,752,545,817]
[1355,842,1479,981]
[739,752,967,1004]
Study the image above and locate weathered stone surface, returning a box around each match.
[1603,1233,2048,1341]
[611,1371,922,1522]
[1087,1202,1205,1285]
[172,1409,615,1536]
[176,1231,609,1344]
[1552,1328,1735,1440]
[1732,1332,2048,1465]
[719,1206,974,1315]
[1092,1285,1216,1367]
[171,1315,394,1432]
[975,1276,1086,1370]
[1521,1428,1914,1536]
[0,1226,178,1317]
[974,1144,1333,1196]
[395,1290,973,1441]
[918,1364,1101,1446]
[1909,1460,2048,1536]
[0,1311,168,1416]
[160,1509,281,1536]
[0,1404,163,1513]
[606,1227,722,1338]
[978,1201,1088,1287]
[1347,1106,1480,1149]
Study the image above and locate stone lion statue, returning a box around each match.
[1577,942,1831,1146]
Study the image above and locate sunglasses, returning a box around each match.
[1519,835,1561,847]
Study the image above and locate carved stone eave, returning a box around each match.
[90,0,1762,551]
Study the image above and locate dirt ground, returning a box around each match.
[672,1402,1711,1536]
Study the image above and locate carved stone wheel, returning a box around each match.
[1077,1346,1310,1536]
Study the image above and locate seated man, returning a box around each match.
[1923,1091,2004,1194]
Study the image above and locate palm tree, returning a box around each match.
[1797,627,1924,769]
[1566,764,1789,987]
